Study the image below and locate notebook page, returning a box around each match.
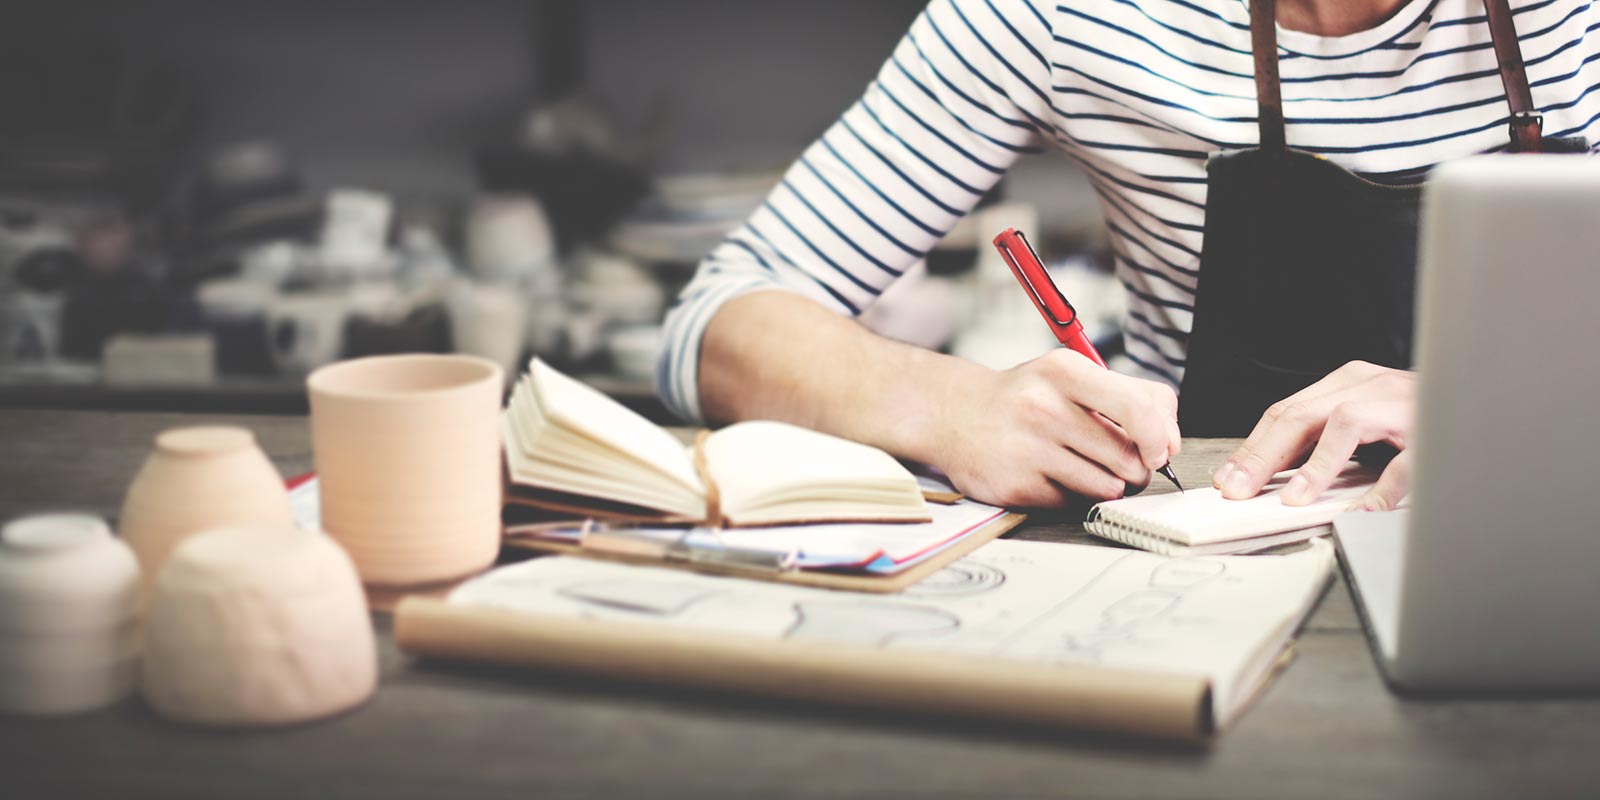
[703,421,925,521]
[1089,465,1378,546]
[529,358,703,494]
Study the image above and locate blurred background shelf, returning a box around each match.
[0,0,1111,416]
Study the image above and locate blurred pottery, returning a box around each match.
[119,426,293,595]
[308,354,503,586]
[0,513,140,715]
[141,525,376,727]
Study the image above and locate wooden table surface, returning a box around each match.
[2,409,1597,799]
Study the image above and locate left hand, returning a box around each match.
[1213,361,1416,511]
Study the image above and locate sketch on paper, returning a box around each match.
[785,601,960,646]
[557,580,720,617]
[449,537,1336,721]
[901,561,1006,597]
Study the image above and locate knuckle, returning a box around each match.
[1263,400,1292,423]
[1233,444,1272,473]
[1328,402,1364,429]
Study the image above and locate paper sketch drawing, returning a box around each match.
[557,580,720,617]
[451,537,1335,725]
[786,601,960,645]
[901,561,1006,597]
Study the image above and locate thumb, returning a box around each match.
[1350,450,1412,512]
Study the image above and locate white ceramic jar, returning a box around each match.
[140,524,377,727]
[0,513,141,715]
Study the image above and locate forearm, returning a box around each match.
[697,290,985,467]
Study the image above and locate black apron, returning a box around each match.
[1176,0,1588,436]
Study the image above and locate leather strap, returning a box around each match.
[1250,0,1541,153]
[1252,0,1286,151]
[1483,0,1543,152]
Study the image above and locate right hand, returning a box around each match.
[934,349,1181,507]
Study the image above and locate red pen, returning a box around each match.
[992,227,1184,492]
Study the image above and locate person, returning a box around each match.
[657,0,1599,509]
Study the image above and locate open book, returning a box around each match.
[1085,465,1380,556]
[502,359,930,527]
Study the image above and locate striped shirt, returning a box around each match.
[658,0,1600,422]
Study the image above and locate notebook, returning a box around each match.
[1085,465,1380,556]
[396,537,1336,740]
[502,359,930,527]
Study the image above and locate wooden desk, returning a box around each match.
[1,409,1596,798]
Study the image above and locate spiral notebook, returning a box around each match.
[1085,465,1379,556]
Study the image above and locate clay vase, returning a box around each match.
[140,524,377,727]
[307,353,503,586]
[119,427,294,597]
[0,514,141,715]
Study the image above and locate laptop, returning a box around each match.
[1334,155,1600,692]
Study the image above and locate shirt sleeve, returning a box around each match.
[657,0,1055,422]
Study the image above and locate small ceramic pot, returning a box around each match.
[119,426,294,596]
[0,513,141,715]
[140,525,377,727]
[308,353,503,586]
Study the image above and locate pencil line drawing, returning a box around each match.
[557,579,721,617]
[901,561,1007,597]
[785,601,961,646]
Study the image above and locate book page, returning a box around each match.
[703,421,925,522]
[450,538,1334,727]
[528,358,702,494]
[1090,464,1380,546]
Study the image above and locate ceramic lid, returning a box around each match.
[0,514,141,634]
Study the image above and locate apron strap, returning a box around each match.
[1251,0,1286,152]
[1249,0,1542,153]
[1484,0,1543,152]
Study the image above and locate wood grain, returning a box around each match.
[1,410,1596,799]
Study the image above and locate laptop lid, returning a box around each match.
[1389,155,1600,690]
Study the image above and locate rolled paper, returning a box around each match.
[394,597,1212,742]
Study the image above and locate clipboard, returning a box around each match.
[501,511,1026,594]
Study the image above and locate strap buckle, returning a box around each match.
[1510,110,1544,152]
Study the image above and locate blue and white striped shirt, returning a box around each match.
[658,0,1600,422]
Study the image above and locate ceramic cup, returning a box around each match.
[141,524,377,727]
[0,513,141,715]
[119,426,294,596]
[266,292,349,375]
[446,279,526,379]
[308,353,503,586]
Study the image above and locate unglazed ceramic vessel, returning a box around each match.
[307,353,503,586]
[119,426,294,595]
[0,514,140,715]
[140,525,377,727]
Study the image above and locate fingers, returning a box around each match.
[1281,400,1411,505]
[1060,405,1152,486]
[1215,392,1340,499]
[1351,450,1412,512]
[1037,444,1126,503]
[1217,363,1413,500]
[1043,351,1174,470]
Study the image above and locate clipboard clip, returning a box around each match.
[578,521,799,575]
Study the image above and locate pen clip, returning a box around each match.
[993,228,1078,329]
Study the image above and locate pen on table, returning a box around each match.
[991,227,1185,493]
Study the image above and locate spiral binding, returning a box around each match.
[1084,503,1183,556]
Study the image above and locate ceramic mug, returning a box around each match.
[446,279,526,379]
[266,292,348,375]
[307,353,503,586]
